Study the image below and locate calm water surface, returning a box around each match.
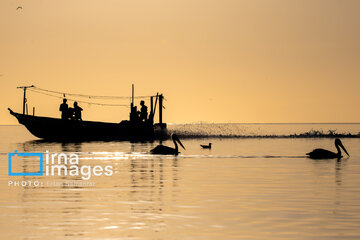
[1,125,360,240]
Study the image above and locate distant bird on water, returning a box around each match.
[200,143,212,149]
[16,6,22,10]
[306,138,349,159]
[150,134,185,155]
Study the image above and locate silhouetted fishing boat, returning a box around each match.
[9,85,168,141]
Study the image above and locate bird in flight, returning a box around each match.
[16,6,22,10]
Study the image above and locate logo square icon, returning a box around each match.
[8,150,43,176]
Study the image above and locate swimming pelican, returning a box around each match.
[306,138,349,159]
[200,143,212,149]
[150,134,185,155]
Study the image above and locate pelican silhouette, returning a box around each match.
[306,138,349,159]
[150,134,185,155]
[200,143,212,149]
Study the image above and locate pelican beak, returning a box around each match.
[340,143,350,156]
[177,138,185,150]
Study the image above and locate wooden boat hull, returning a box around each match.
[9,108,167,141]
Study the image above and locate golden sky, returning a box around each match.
[1,0,360,124]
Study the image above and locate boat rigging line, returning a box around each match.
[28,88,130,107]
[20,85,159,107]
[30,86,155,100]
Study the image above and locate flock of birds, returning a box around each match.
[150,134,350,160]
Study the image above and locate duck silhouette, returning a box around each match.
[200,143,212,149]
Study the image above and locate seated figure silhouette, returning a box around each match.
[59,98,68,120]
[140,100,148,122]
[68,107,75,120]
[73,102,83,121]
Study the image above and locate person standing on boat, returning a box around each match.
[140,100,148,122]
[59,98,68,120]
[73,102,83,121]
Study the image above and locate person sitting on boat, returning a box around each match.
[68,107,75,120]
[130,105,138,122]
[59,98,68,120]
[140,100,148,121]
[73,102,83,121]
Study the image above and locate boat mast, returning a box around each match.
[130,84,135,122]
[159,94,163,124]
[17,85,34,115]
[132,84,134,106]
